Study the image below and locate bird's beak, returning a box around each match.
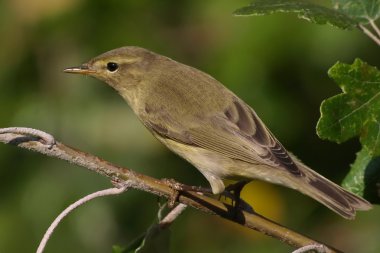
[64,64,97,75]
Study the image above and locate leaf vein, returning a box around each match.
[327,91,380,130]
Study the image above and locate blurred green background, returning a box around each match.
[0,0,379,252]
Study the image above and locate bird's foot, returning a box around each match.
[162,178,212,208]
[221,181,254,214]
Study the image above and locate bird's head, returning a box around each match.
[64,46,157,92]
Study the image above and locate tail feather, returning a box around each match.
[339,186,372,211]
[296,163,372,219]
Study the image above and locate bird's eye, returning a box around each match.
[106,62,119,72]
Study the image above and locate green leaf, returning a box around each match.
[317,59,380,155]
[233,0,357,29]
[317,59,380,199]
[333,0,380,24]
[342,148,380,201]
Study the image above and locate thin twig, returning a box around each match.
[36,186,129,253]
[358,24,380,46]
[0,127,55,147]
[0,128,342,253]
[292,244,327,253]
[369,20,380,38]
[160,203,187,229]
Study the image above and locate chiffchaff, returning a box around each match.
[65,46,371,219]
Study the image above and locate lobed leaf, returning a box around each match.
[317,58,380,156]
[317,59,380,198]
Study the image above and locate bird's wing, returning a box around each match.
[189,99,303,176]
[144,98,303,177]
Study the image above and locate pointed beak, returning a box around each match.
[63,64,97,75]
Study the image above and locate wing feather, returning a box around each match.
[144,98,303,176]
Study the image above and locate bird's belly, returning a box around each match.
[156,136,292,193]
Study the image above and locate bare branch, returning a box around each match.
[36,186,129,253]
[0,128,342,253]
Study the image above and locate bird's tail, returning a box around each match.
[295,162,372,219]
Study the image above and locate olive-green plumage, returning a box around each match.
[65,46,372,219]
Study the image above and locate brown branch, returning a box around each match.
[0,129,342,253]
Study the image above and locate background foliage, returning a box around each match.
[0,0,379,252]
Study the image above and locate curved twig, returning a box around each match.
[160,203,187,229]
[0,128,342,253]
[36,186,129,253]
[292,244,327,253]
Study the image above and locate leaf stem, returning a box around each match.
[358,24,380,46]
[369,20,380,38]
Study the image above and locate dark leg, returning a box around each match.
[225,180,249,200]
[223,180,254,214]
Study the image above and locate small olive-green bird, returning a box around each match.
[65,46,371,219]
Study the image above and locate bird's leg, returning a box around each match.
[162,178,212,208]
[224,180,248,202]
[222,180,254,214]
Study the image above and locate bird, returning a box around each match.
[64,46,372,219]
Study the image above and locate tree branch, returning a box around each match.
[0,128,342,253]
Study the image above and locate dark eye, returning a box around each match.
[106,62,119,72]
